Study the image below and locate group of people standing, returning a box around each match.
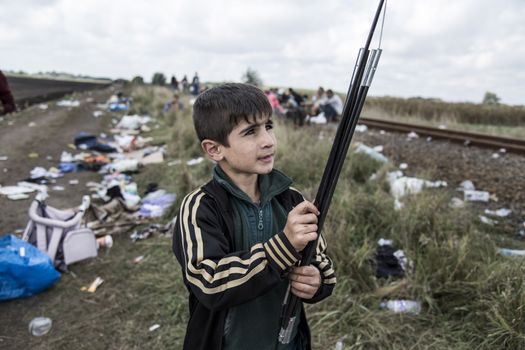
[170,72,200,96]
[264,86,343,126]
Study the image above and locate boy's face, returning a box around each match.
[218,114,276,178]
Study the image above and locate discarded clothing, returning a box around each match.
[139,192,177,218]
[375,241,406,278]
[74,132,117,153]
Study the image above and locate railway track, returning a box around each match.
[359,117,525,154]
[6,75,111,109]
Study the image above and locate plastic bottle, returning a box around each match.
[498,248,525,257]
[380,300,421,315]
[28,317,52,336]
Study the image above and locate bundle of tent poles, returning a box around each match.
[278,0,388,344]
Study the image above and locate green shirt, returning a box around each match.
[214,166,302,350]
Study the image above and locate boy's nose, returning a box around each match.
[260,129,275,147]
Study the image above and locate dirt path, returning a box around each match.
[0,86,118,234]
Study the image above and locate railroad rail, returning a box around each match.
[359,117,525,154]
[6,75,111,109]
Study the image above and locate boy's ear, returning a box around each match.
[201,139,224,161]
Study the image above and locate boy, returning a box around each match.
[173,83,336,350]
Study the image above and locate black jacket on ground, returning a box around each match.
[172,177,336,350]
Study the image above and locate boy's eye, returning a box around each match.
[244,128,255,136]
[265,123,273,130]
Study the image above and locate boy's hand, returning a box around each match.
[289,265,321,299]
[283,201,319,251]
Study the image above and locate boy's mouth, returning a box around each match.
[258,153,274,163]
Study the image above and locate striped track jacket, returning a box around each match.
[173,178,336,350]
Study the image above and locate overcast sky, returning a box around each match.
[1,0,524,105]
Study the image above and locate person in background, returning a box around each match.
[163,93,184,113]
[320,89,343,123]
[265,89,285,118]
[0,71,16,115]
[171,75,179,92]
[191,72,200,96]
[181,75,189,94]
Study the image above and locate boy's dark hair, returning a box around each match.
[193,83,272,146]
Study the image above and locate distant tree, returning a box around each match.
[482,91,500,105]
[241,67,263,87]
[131,75,144,85]
[151,72,166,86]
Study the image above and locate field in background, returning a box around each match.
[2,84,524,349]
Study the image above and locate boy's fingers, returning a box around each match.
[291,213,318,225]
[294,201,319,215]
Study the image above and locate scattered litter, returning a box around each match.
[96,235,113,249]
[387,171,447,200]
[0,156,7,161]
[167,159,182,166]
[187,157,204,166]
[499,148,506,153]
[149,324,161,332]
[372,145,384,153]
[484,208,511,217]
[394,198,404,211]
[354,143,388,163]
[426,136,432,142]
[407,131,419,139]
[464,140,471,146]
[355,124,368,133]
[498,248,525,257]
[375,238,408,278]
[0,185,36,196]
[380,300,421,315]
[479,215,497,226]
[139,192,177,218]
[464,190,490,202]
[438,124,447,129]
[69,179,79,185]
[449,197,465,209]
[28,122,36,127]
[491,153,500,159]
[93,111,104,118]
[100,133,107,139]
[377,238,393,246]
[104,159,140,173]
[30,166,62,179]
[29,317,52,336]
[28,152,39,158]
[81,277,104,293]
[7,193,30,200]
[115,115,152,130]
[38,104,48,110]
[133,255,145,264]
[399,163,408,170]
[52,186,65,191]
[74,132,117,153]
[379,130,386,135]
[457,180,475,192]
[334,335,352,350]
[140,150,164,165]
[57,100,80,107]
[46,156,53,161]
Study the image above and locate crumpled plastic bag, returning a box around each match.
[0,235,60,301]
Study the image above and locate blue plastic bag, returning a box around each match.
[0,235,61,301]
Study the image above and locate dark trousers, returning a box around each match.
[321,104,338,122]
